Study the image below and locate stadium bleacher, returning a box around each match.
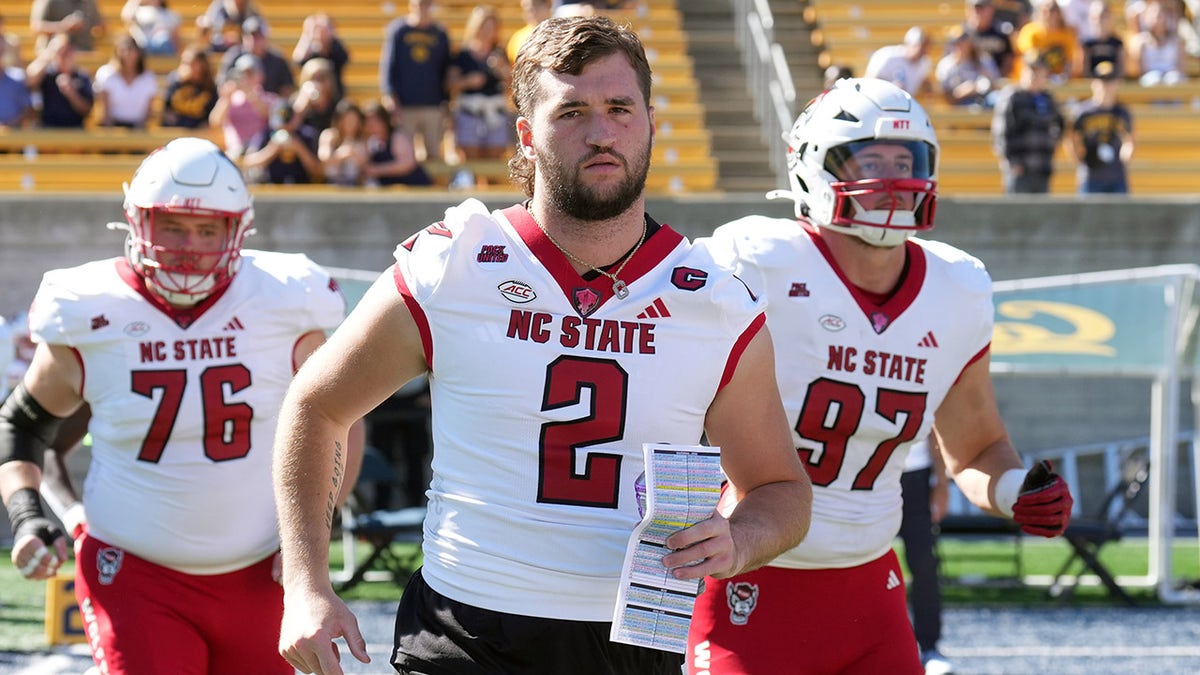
[0,0,718,193]
[804,0,1200,195]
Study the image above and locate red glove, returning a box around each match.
[1011,460,1073,537]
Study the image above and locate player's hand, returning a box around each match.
[11,516,69,580]
[1012,460,1073,537]
[662,513,738,581]
[279,585,370,675]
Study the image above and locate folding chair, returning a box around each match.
[333,447,426,592]
[1047,449,1150,605]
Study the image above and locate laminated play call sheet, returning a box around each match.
[610,443,723,653]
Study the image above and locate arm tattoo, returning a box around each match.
[324,441,345,529]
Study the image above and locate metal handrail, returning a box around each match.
[730,0,796,187]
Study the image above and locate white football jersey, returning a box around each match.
[29,250,345,574]
[394,199,764,621]
[701,216,994,569]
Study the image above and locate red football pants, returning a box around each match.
[73,532,291,675]
[687,550,922,674]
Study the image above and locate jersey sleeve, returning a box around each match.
[241,251,347,333]
[697,217,771,303]
[28,260,123,348]
[922,239,995,357]
[392,198,492,303]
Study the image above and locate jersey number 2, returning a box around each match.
[538,356,628,509]
[795,378,927,488]
[131,365,254,463]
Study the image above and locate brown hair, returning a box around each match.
[507,16,652,196]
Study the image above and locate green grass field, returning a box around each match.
[1,537,1198,653]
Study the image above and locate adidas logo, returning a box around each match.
[637,298,671,319]
[886,569,901,591]
[223,317,245,331]
[917,331,938,348]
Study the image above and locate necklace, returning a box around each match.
[529,207,647,300]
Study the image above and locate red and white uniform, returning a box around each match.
[29,250,345,574]
[394,199,764,622]
[705,217,992,568]
[688,217,993,674]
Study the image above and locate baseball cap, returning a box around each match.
[967,0,991,7]
[232,53,262,75]
[903,26,928,46]
[242,16,269,36]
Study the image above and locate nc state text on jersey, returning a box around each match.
[506,310,656,354]
[139,337,238,362]
[827,345,926,384]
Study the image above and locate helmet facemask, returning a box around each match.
[822,139,938,247]
[774,78,941,248]
[124,206,248,307]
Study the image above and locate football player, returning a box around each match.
[0,137,361,675]
[272,16,812,675]
[687,77,1074,674]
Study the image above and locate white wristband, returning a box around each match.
[61,502,87,536]
[994,468,1026,518]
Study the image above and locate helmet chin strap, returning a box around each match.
[146,275,212,308]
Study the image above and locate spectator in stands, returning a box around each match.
[992,50,1065,193]
[198,0,260,53]
[1,13,24,69]
[449,5,512,162]
[1014,0,1077,83]
[963,0,1017,77]
[282,57,340,136]
[938,29,1003,107]
[1079,0,1125,82]
[507,0,552,64]
[25,34,94,127]
[120,0,181,56]
[1059,0,1092,39]
[218,17,295,99]
[242,122,324,184]
[30,0,105,53]
[379,0,452,163]
[992,0,1033,33]
[318,98,368,186]
[1127,0,1188,85]
[161,44,218,128]
[291,13,349,100]
[209,53,280,158]
[93,33,159,128]
[899,436,953,675]
[0,32,32,127]
[1069,61,1134,193]
[362,99,432,186]
[864,26,934,96]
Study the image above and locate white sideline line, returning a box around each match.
[946,646,1200,657]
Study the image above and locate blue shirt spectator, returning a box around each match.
[0,65,32,126]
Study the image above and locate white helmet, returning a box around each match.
[772,77,938,248]
[118,137,254,306]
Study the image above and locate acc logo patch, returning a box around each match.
[124,321,150,337]
[498,280,536,304]
[819,314,845,332]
